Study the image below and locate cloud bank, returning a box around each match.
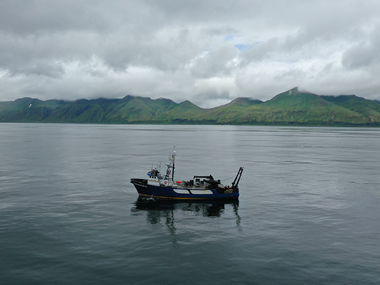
[1,0,380,107]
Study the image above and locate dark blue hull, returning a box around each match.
[131,179,239,200]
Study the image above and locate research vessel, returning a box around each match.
[130,149,243,200]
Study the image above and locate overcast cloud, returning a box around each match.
[1,0,380,107]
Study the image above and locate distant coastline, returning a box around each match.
[1,88,380,127]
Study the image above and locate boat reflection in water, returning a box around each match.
[131,198,241,234]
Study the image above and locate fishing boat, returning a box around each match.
[130,149,243,200]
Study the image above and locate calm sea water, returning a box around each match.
[1,123,380,284]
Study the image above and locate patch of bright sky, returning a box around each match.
[184,50,209,69]
[224,34,239,42]
[234,42,263,51]
[0,69,9,78]
[224,34,263,51]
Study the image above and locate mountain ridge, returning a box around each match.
[1,88,380,126]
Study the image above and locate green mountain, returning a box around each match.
[245,88,371,125]
[321,95,380,123]
[1,88,380,126]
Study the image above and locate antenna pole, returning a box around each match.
[172,153,175,182]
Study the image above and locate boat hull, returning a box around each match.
[131,179,239,200]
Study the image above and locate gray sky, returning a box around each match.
[1,0,380,107]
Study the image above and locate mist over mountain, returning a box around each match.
[1,88,380,126]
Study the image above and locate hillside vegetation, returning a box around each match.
[1,88,380,126]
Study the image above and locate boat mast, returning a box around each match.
[171,149,176,182]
